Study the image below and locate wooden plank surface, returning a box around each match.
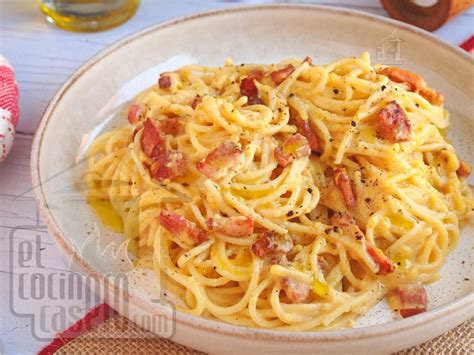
[0,0,472,354]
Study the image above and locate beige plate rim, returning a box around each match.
[31,3,474,342]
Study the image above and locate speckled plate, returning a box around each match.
[31,4,473,354]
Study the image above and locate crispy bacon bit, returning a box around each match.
[367,245,395,276]
[271,64,295,85]
[196,141,241,179]
[251,231,293,260]
[128,104,141,124]
[206,215,254,237]
[378,67,444,106]
[394,283,428,318]
[150,150,187,180]
[159,209,207,246]
[159,116,181,136]
[334,167,355,209]
[457,160,471,178]
[158,75,171,89]
[376,100,411,143]
[191,94,202,109]
[281,277,310,303]
[290,109,318,151]
[141,119,166,159]
[274,133,311,168]
[240,75,262,105]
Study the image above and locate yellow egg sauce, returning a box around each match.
[87,194,124,233]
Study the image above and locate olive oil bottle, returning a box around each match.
[39,0,140,32]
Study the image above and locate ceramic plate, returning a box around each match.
[31,4,473,353]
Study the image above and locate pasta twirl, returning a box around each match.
[84,53,473,330]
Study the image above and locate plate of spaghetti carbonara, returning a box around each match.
[84,53,473,330]
[31,4,474,354]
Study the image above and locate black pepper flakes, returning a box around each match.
[287,211,294,217]
[351,121,356,127]
[307,188,313,193]
[333,88,339,94]
[365,197,371,203]
[381,85,386,91]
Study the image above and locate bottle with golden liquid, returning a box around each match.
[39,0,140,32]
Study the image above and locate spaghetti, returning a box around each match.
[84,53,473,330]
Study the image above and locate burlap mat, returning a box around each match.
[55,314,472,354]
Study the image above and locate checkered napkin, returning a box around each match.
[0,55,19,162]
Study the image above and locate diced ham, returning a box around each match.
[274,133,311,168]
[159,209,207,246]
[457,160,471,178]
[128,104,141,124]
[394,283,428,318]
[375,100,411,143]
[281,277,310,304]
[378,67,444,106]
[141,119,166,159]
[159,116,181,136]
[150,150,187,180]
[251,231,293,260]
[271,64,295,85]
[196,141,241,179]
[240,75,262,105]
[158,75,171,89]
[206,215,254,237]
[333,167,355,209]
[366,245,395,276]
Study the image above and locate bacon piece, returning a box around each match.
[251,231,293,260]
[240,75,262,105]
[367,245,395,276]
[378,67,444,106]
[281,277,310,303]
[196,141,241,179]
[303,56,313,65]
[375,100,411,143]
[206,215,254,237]
[191,94,202,109]
[271,64,295,85]
[334,167,355,209]
[274,133,311,168]
[128,104,141,124]
[294,118,318,151]
[457,160,471,178]
[330,211,363,240]
[159,209,207,246]
[158,75,171,89]
[159,116,181,136]
[394,283,428,318]
[290,109,318,151]
[150,150,187,181]
[141,119,166,159]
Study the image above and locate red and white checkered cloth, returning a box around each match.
[0,55,19,162]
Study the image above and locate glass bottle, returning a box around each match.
[38,0,140,32]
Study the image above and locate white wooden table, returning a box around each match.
[0,1,472,354]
